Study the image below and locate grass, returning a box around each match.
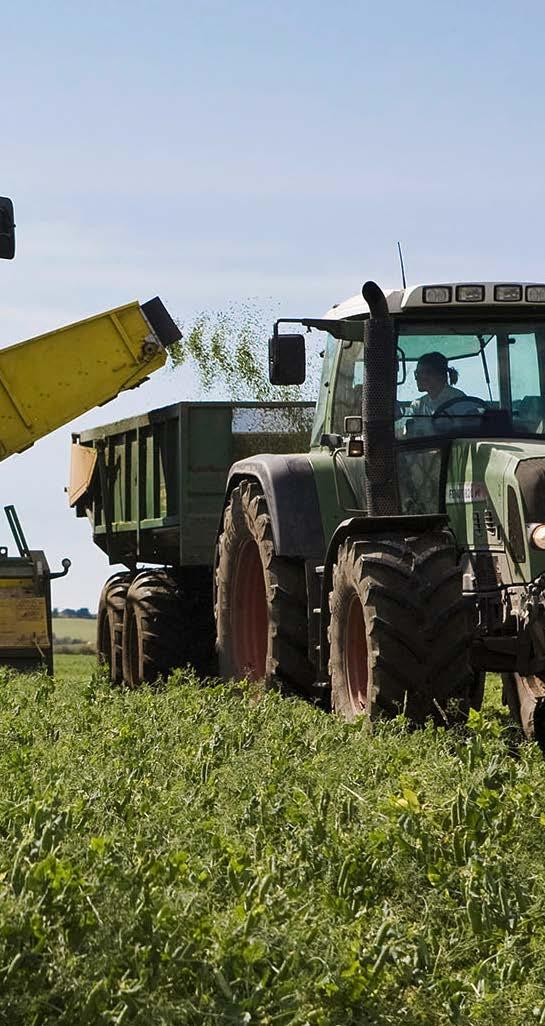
[1,658,545,1025]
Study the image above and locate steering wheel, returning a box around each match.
[431,395,487,419]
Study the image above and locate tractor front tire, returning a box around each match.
[97,572,131,685]
[215,480,314,694]
[122,568,216,688]
[328,530,475,725]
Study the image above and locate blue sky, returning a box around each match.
[2,0,545,607]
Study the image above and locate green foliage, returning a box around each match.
[168,301,316,402]
[0,660,544,1025]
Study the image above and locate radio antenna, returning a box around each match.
[397,241,407,289]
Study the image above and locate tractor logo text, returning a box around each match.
[446,482,488,504]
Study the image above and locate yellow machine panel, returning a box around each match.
[0,298,176,460]
[0,579,49,649]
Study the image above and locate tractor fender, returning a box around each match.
[222,454,325,559]
[318,513,449,678]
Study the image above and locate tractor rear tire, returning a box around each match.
[328,530,475,725]
[215,480,315,694]
[122,567,216,688]
[97,572,131,685]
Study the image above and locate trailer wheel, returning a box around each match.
[501,673,545,748]
[328,530,475,724]
[96,573,131,685]
[215,480,314,693]
[122,567,216,688]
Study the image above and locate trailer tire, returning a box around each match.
[122,567,216,688]
[215,480,314,694]
[97,573,131,685]
[328,530,475,725]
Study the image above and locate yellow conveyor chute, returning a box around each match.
[0,296,179,461]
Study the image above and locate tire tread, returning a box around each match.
[329,529,475,724]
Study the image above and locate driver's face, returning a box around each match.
[414,363,436,393]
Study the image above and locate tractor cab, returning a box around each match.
[322,285,545,447]
[272,282,545,499]
[309,285,545,522]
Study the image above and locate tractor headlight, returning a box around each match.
[344,415,363,435]
[530,524,545,550]
[494,284,522,302]
[526,285,545,303]
[423,286,452,304]
[456,284,485,302]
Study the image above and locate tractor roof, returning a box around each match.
[324,283,545,319]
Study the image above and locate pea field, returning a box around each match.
[1,657,545,1025]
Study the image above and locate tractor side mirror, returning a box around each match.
[0,198,15,260]
[268,333,306,385]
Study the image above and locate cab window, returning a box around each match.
[310,333,338,447]
[331,339,364,435]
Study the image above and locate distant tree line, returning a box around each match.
[52,608,96,619]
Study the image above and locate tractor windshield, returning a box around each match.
[396,319,545,438]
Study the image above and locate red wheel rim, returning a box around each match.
[344,594,368,715]
[232,539,268,680]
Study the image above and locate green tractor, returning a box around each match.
[215,280,545,741]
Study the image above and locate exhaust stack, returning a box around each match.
[361,281,400,516]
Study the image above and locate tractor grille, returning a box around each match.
[484,507,501,541]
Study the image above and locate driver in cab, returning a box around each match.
[400,350,482,435]
[408,351,476,419]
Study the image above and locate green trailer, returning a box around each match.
[69,401,314,686]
